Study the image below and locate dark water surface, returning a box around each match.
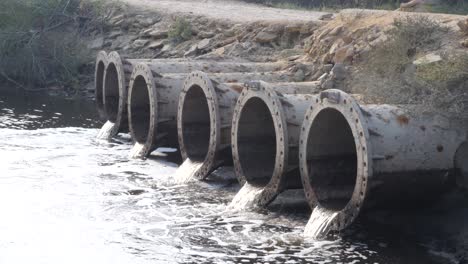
[0,93,466,264]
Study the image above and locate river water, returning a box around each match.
[0,93,466,264]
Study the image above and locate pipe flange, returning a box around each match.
[231,81,289,201]
[95,51,108,118]
[299,89,372,231]
[128,63,158,158]
[104,51,127,131]
[177,71,220,179]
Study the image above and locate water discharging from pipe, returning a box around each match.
[303,108,358,238]
[175,85,211,183]
[229,97,278,210]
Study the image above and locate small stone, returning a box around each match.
[323,64,334,72]
[458,19,468,35]
[317,73,328,83]
[322,78,334,89]
[184,43,199,57]
[316,27,332,40]
[109,14,125,25]
[461,38,468,48]
[213,46,226,56]
[198,31,216,38]
[108,31,123,39]
[413,53,442,65]
[132,39,149,49]
[331,63,346,80]
[342,35,354,44]
[293,69,306,82]
[334,45,354,64]
[287,55,301,61]
[137,17,155,27]
[149,29,168,39]
[148,40,165,49]
[329,26,343,36]
[285,24,302,33]
[319,13,334,21]
[88,36,104,49]
[329,39,345,56]
[255,31,278,43]
[197,38,213,50]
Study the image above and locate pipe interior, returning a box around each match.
[96,61,105,110]
[237,97,276,187]
[181,85,211,162]
[104,63,119,123]
[455,141,468,188]
[130,76,151,144]
[306,108,357,211]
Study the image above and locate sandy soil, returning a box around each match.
[119,0,330,23]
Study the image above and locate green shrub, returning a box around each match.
[168,18,192,43]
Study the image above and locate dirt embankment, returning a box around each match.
[85,0,468,123]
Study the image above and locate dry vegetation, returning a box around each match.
[355,16,468,121]
[0,0,106,92]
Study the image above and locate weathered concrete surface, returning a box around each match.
[100,51,290,140]
[299,89,467,236]
[178,77,320,181]
[228,81,317,210]
[127,66,298,159]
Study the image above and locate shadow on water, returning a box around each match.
[0,90,467,264]
[0,92,101,130]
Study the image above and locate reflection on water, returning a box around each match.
[0,93,466,263]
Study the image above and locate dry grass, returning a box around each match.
[0,0,107,92]
[355,16,467,121]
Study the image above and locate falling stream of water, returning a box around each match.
[97,121,118,140]
[228,183,268,211]
[173,159,204,184]
[0,93,467,263]
[304,206,339,240]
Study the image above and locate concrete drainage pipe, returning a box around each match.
[128,68,297,159]
[229,82,317,209]
[177,76,320,181]
[100,51,290,139]
[299,89,467,238]
[95,51,108,119]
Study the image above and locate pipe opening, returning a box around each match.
[104,63,119,123]
[237,98,276,187]
[182,85,211,162]
[130,76,151,144]
[96,61,105,110]
[306,108,357,211]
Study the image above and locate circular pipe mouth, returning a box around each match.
[128,63,157,157]
[129,75,151,144]
[95,51,107,117]
[103,62,120,123]
[181,85,211,162]
[237,97,277,187]
[299,89,371,231]
[306,108,357,211]
[103,51,127,131]
[177,71,219,179]
[232,84,287,193]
